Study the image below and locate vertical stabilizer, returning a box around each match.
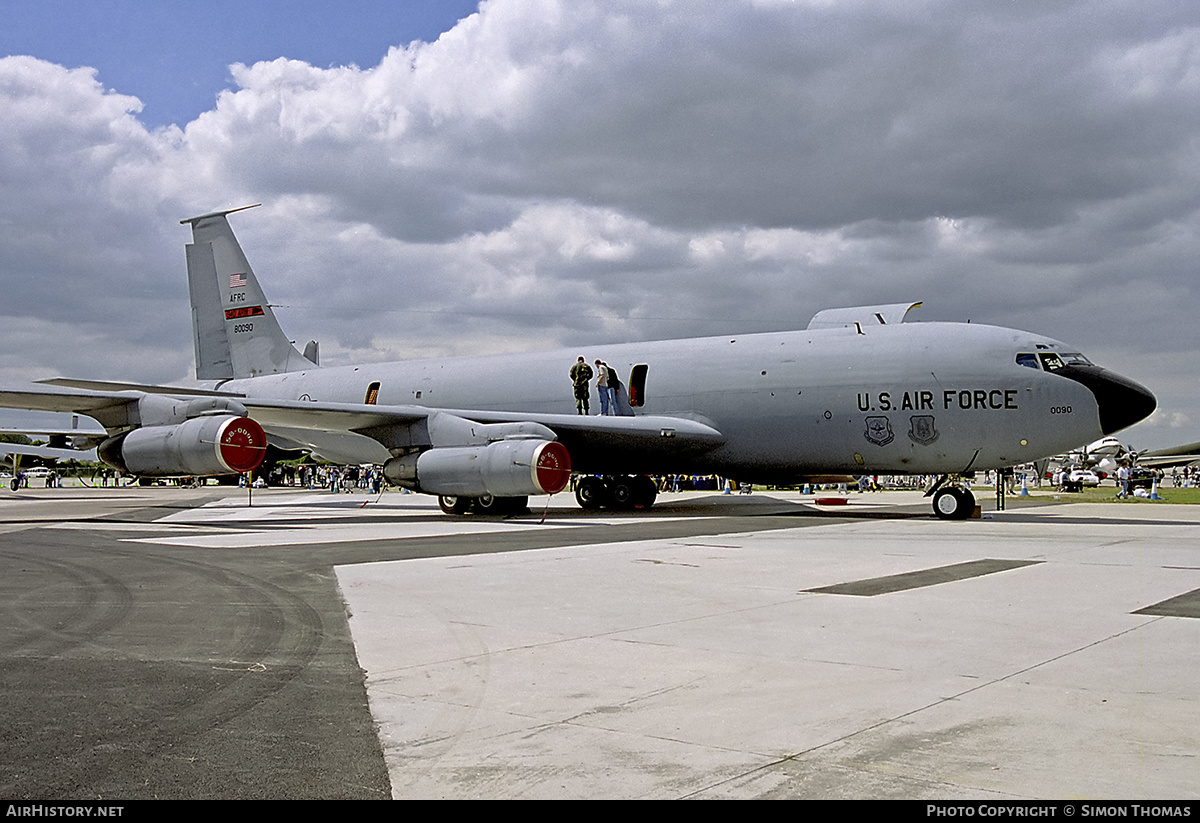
[181,205,318,380]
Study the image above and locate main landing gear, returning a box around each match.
[435,475,660,515]
[927,477,977,520]
[437,494,529,516]
[574,475,658,511]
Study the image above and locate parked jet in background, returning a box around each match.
[1130,441,1200,471]
[0,417,102,485]
[1054,435,1130,477]
[0,441,98,465]
[1052,435,1200,476]
[0,206,1157,518]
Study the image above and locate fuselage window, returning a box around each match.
[1016,353,1040,370]
[364,381,380,405]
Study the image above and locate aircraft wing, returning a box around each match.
[238,397,726,471]
[0,383,142,416]
[36,377,244,397]
[429,407,726,473]
[0,443,99,463]
[1135,441,1200,469]
[1,384,725,474]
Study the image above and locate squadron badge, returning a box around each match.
[864,416,894,446]
[908,415,939,446]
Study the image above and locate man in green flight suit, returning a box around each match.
[569,356,593,415]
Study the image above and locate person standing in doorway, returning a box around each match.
[606,364,622,415]
[595,360,613,415]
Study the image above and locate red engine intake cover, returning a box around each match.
[534,440,571,495]
[217,417,267,474]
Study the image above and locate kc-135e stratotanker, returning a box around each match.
[0,206,1156,518]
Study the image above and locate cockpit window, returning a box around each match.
[1016,353,1040,370]
[1039,352,1066,372]
[1060,352,1092,366]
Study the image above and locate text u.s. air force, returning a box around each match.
[857,389,1020,413]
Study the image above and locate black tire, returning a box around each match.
[498,496,528,515]
[575,476,609,510]
[471,495,529,515]
[932,487,974,520]
[610,478,636,509]
[632,475,658,509]
[438,495,472,515]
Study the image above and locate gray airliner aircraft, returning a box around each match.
[0,206,1156,518]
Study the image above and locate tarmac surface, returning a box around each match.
[1,483,1197,799]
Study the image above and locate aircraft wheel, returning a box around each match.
[575,476,608,510]
[932,487,974,520]
[9,478,18,492]
[470,494,527,515]
[610,477,636,510]
[438,495,472,515]
[632,475,657,509]
[499,495,529,515]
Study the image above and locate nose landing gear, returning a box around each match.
[931,485,976,520]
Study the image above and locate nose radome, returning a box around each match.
[1056,365,1157,435]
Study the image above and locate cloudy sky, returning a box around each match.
[1,0,1197,449]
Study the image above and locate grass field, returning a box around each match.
[1017,483,1200,505]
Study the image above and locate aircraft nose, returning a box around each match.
[1057,365,1157,435]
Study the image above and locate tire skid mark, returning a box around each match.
[0,549,134,659]
[83,546,326,735]
[0,536,329,796]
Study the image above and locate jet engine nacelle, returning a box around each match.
[384,439,571,497]
[98,415,267,476]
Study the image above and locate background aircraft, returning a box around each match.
[1048,434,1200,477]
[0,421,100,490]
[1130,441,1200,471]
[0,207,1157,519]
[1049,435,1131,477]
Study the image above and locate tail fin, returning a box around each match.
[181,205,318,380]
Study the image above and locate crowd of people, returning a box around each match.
[269,463,387,494]
[1170,466,1199,487]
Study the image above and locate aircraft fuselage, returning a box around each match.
[218,320,1125,482]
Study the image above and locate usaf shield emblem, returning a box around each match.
[908,415,939,446]
[864,416,894,446]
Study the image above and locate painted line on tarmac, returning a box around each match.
[1134,587,1200,619]
[803,558,1042,596]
